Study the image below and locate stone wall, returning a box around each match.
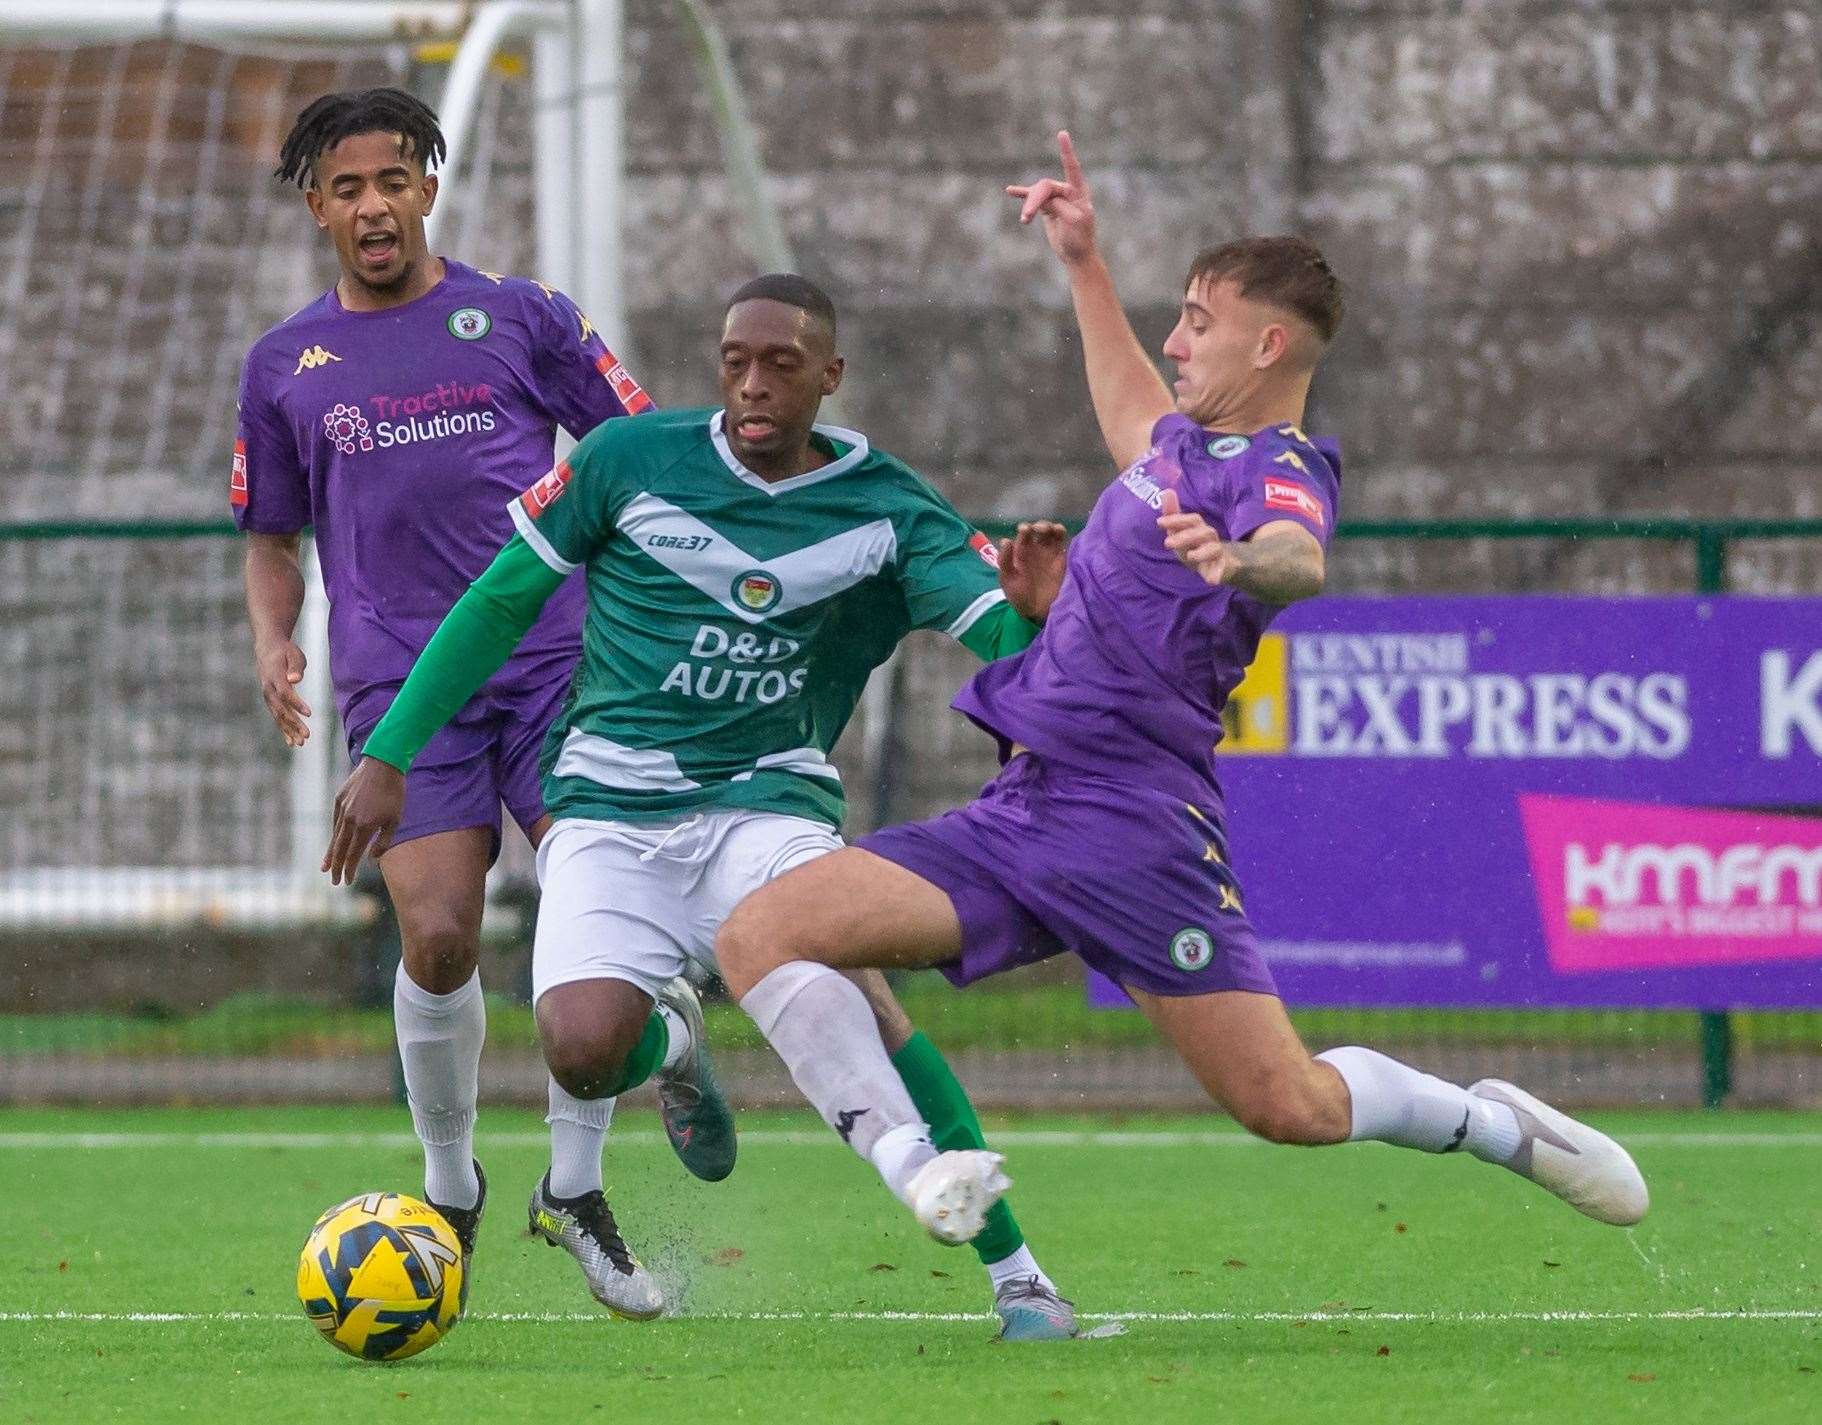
[0,1,1815,876]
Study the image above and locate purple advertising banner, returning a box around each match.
[1087,597,1822,1010]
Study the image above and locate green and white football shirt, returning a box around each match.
[506,406,1028,827]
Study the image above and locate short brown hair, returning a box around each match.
[1187,236,1343,343]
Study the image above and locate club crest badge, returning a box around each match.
[1169,927,1214,972]
[732,569,782,614]
[1207,436,1250,460]
[447,307,492,341]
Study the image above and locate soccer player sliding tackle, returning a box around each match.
[326,274,1080,1338]
[237,88,721,1311]
[711,133,1649,1252]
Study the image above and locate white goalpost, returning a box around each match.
[0,0,792,932]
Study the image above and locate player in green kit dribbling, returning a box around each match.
[326,275,1080,1339]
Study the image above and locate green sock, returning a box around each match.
[603,1011,669,1097]
[890,1030,1025,1266]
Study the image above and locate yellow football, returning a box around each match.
[296,1191,464,1361]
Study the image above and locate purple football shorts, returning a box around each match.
[859,753,1276,998]
[344,653,577,861]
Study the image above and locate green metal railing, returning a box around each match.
[7,514,1821,1106]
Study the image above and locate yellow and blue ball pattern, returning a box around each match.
[296,1192,464,1361]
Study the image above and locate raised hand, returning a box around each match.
[1006,130,1098,266]
[256,637,312,747]
[323,756,407,885]
[997,520,1071,623]
[1157,488,1239,587]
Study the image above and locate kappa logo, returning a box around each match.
[519,461,573,517]
[323,403,374,455]
[732,569,783,614]
[1169,927,1215,972]
[1263,478,1324,526]
[1276,424,1312,447]
[1272,448,1310,476]
[834,1107,870,1145]
[293,345,341,375]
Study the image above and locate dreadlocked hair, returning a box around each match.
[274,88,447,189]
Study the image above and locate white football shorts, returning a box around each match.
[530,809,844,1004]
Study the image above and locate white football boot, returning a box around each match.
[1470,1079,1649,1226]
[528,1174,664,1319]
[906,1150,1011,1246]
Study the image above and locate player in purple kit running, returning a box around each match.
[713,132,1649,1248]
[234,89,725,1288]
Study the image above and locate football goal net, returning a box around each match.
[0,0,791,930]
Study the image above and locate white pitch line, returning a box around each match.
[0,1308,1817,1326]
[0,1129,1820,1150]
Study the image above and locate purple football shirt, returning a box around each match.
[955,413,1341,811]
[233,259,650,712]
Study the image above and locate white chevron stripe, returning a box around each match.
[619,491,896,624]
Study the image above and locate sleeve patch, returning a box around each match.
[519,460,573,517]
[595,352,654,413]
[230,439,248,507]
[968,530,1000,568]
[1263,479,1325,527]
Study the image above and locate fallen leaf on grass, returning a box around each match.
[1542,1261,1561,1269]
[1628,1374,1656,1383]
[707,1248,744,1267]
[1394,1223,1408,1234]
[868,1262,897,1272]
[57,1261,67,1273]
[1223,1259,1247,1269]
[1377,1346,1391,1357]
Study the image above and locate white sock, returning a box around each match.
[655,999,690,1074]
[393,964,485,1210]
[1317,1046,1522,1163]
[984,1243,1054,1293]
[546,1079,616,1199]
[740,961,933,1186]
[870,1122,940,1205]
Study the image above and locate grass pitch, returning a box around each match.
[1,1106,1817,1424]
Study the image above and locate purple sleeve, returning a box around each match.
[232,350,310,533]
[527,285,654,441]
[1221,437,1337,547]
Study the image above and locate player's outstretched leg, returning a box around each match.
[851,973,1074,1340]
[1134,989,1648,1226]
[718,851,1012,1247]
